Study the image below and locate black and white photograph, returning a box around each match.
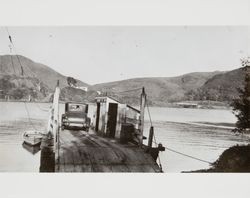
[0,26,249,173]
[0,1,250,198]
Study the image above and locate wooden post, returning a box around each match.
[40,81,60,172]
[139,87,146,146]
[148,126,154,148]
[46,80,60,143]
[40,135,55,172]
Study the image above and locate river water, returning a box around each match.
[0,102,249,172]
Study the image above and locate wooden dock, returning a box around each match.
[54,129,162,172]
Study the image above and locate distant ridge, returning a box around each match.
[186,68,244,101]
[0,55,244,105]
[91,71,224,105]
[0,55,89,89]
[0,55,89,101]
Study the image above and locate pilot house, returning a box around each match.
[94,96,141,143]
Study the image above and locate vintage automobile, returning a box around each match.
[61,102,91,131]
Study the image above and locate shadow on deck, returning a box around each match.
[55,129,161,172]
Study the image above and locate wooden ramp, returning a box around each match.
[55,129,161,172]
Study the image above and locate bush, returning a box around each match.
[232,58,250,132]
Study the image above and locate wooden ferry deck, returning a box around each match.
[55,129,161,172]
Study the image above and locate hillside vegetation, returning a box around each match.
[185,68,244,101]
[0,55,245,106]
[190,144,250,172]
[60,87,98,103]
[92,71,223,105]
[0,55,88,101]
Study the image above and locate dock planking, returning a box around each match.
[55,129,161,172]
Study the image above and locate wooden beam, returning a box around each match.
[139,87,146,146]
[47,81,60,141]
[40,81,60,172]
[148,126,154,148]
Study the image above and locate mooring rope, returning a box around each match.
[146,99,213,166]
[164,146,213,165]
[146,99,164,171]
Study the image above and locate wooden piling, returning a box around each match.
[148,126,154,148]
[40,81,60,172]
[139,87,146,146]
[40,135,55,172]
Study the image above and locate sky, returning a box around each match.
[0,26,249,84]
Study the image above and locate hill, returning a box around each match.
[0,54,244,106]
[60,87,98,103]
[0,55,88,89]
[91,71,222,105]
[0,55,89,101]
[185,68,245,102]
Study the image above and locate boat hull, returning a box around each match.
[23,131,43,146]
[23,137,42,146]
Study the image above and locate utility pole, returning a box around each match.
[139,87,146,146]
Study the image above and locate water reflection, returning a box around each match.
[22,142,41,155]
[39,137,55,172]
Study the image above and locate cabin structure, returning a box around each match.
[94,96,141,143]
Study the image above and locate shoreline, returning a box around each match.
[0,100,231,110]
[185,144,250,173]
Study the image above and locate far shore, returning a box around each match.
[0,99,232,110]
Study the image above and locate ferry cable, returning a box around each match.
[5,28,34,127]
[5,27,36,78]
[164,146,213,165]
[4,27,48,131]
[5,29,38,131]
[5,28,25,76]
[8,45,17,75]
[5,27,50,113]
[23,102,38,131]
[146,100,213,166]
[6,27,47,81]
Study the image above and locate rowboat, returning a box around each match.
[23,131,43,146]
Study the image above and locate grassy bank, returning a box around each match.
[189,144,250,172]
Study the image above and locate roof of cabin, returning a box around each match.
[95,96,121,103]
[95,96,140,113]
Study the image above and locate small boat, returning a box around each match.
[23,131,43,146]
[22,142,41,155]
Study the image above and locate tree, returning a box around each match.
[9,88,28,100]
[0,76,15,95]
[67,77,77,87]
[232,57,250,133]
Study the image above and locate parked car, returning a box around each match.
[61,102,91,131]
